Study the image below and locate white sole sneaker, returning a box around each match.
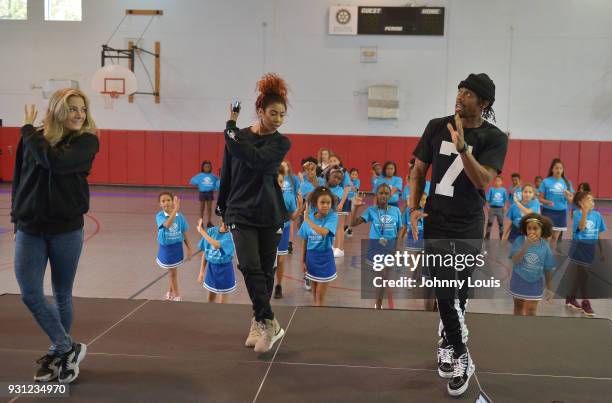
[58,343,87,384]
[447,359,475,397]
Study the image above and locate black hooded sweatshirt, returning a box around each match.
[11,124,99,235]
[216,120,290,228]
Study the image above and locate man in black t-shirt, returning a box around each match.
[409,73,508,397]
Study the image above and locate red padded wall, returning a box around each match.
[0,127,609,198]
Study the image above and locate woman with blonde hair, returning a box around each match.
[11,88,99,384]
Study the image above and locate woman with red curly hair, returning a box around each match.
[217,73,291,353]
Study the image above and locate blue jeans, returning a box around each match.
[14,229,84,356]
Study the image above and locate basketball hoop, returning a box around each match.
[92,64,137,109]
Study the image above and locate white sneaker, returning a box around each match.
[254,318,285,353]
[333,248,344,258]
[245,317,263,347]
[172,296,182,302]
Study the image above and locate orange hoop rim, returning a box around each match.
[101,91,121,99]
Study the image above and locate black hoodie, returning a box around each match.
[216,120,290,228]
[11,125,99,235]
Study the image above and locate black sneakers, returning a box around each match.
[58,343,87,384]
[437,339,454,379]
[274,284,283,299]
[447,350,475,397]
[34,354,60,382]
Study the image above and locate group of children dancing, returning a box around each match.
[154,154,606,318]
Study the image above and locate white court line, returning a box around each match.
[87,300,150,346]
[477,370,612,382]
[252,306,298,403]
[271,361,437,372]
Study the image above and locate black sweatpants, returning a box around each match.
[230,224,282,322]
[424,212,484,356]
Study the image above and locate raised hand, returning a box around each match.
[24,104,38,126]
[229,101,241,122]
[447,114,465,152]
[173,196,180,212]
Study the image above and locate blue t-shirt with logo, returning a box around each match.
[156,211,189,245]
[189,173,219,192]
[283,192,297,228]
[374,176,403,204]
[538,177,574,211]
[402,181,431,201]
[361,205,403,240]
[347,178,361,201]
[298,212,338,251]
[487,187,509,207]
[573,210,606,242]
[506,199,541,228]
[282,175,301,198]
[300,177,325,198]
[509,236,556,283]
[198,227,234,264]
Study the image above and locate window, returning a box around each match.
[0,0,27,20]
[45,0,81,21]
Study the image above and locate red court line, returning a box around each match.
[0,214,101,273]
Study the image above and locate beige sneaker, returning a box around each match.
[254,318,285,353]
[245,317,263,347]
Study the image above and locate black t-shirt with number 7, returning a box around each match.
[413,115,508,223]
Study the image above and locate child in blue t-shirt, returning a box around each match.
[298,187,339,306]
[326,165,350,258]
[508,173,522,206]
[197,218,236,303]
[502,184,540,242]
[374,161,402,207]
[371,161,382,192]
[485,175,508,239]
[538,159,574,250]
[189,160,220,228]
[508,213,556,316]
[565,191,607,317]
[279,160,301,255]
[352,183,403,310]
[345,168,361,238]
[299,157,326,291]
[274,169,303,300]
[156,192,193,302]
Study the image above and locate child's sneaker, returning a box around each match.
[345,228,353,238]
[565,297,582,311]
[274,284,283,299]
[164,291,174,301]
[303,277,311,291]
[581,300,595,317]
[172,296,182,302]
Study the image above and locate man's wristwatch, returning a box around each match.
[458,142,468,154]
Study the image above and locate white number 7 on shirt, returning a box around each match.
[435,140,473,197]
